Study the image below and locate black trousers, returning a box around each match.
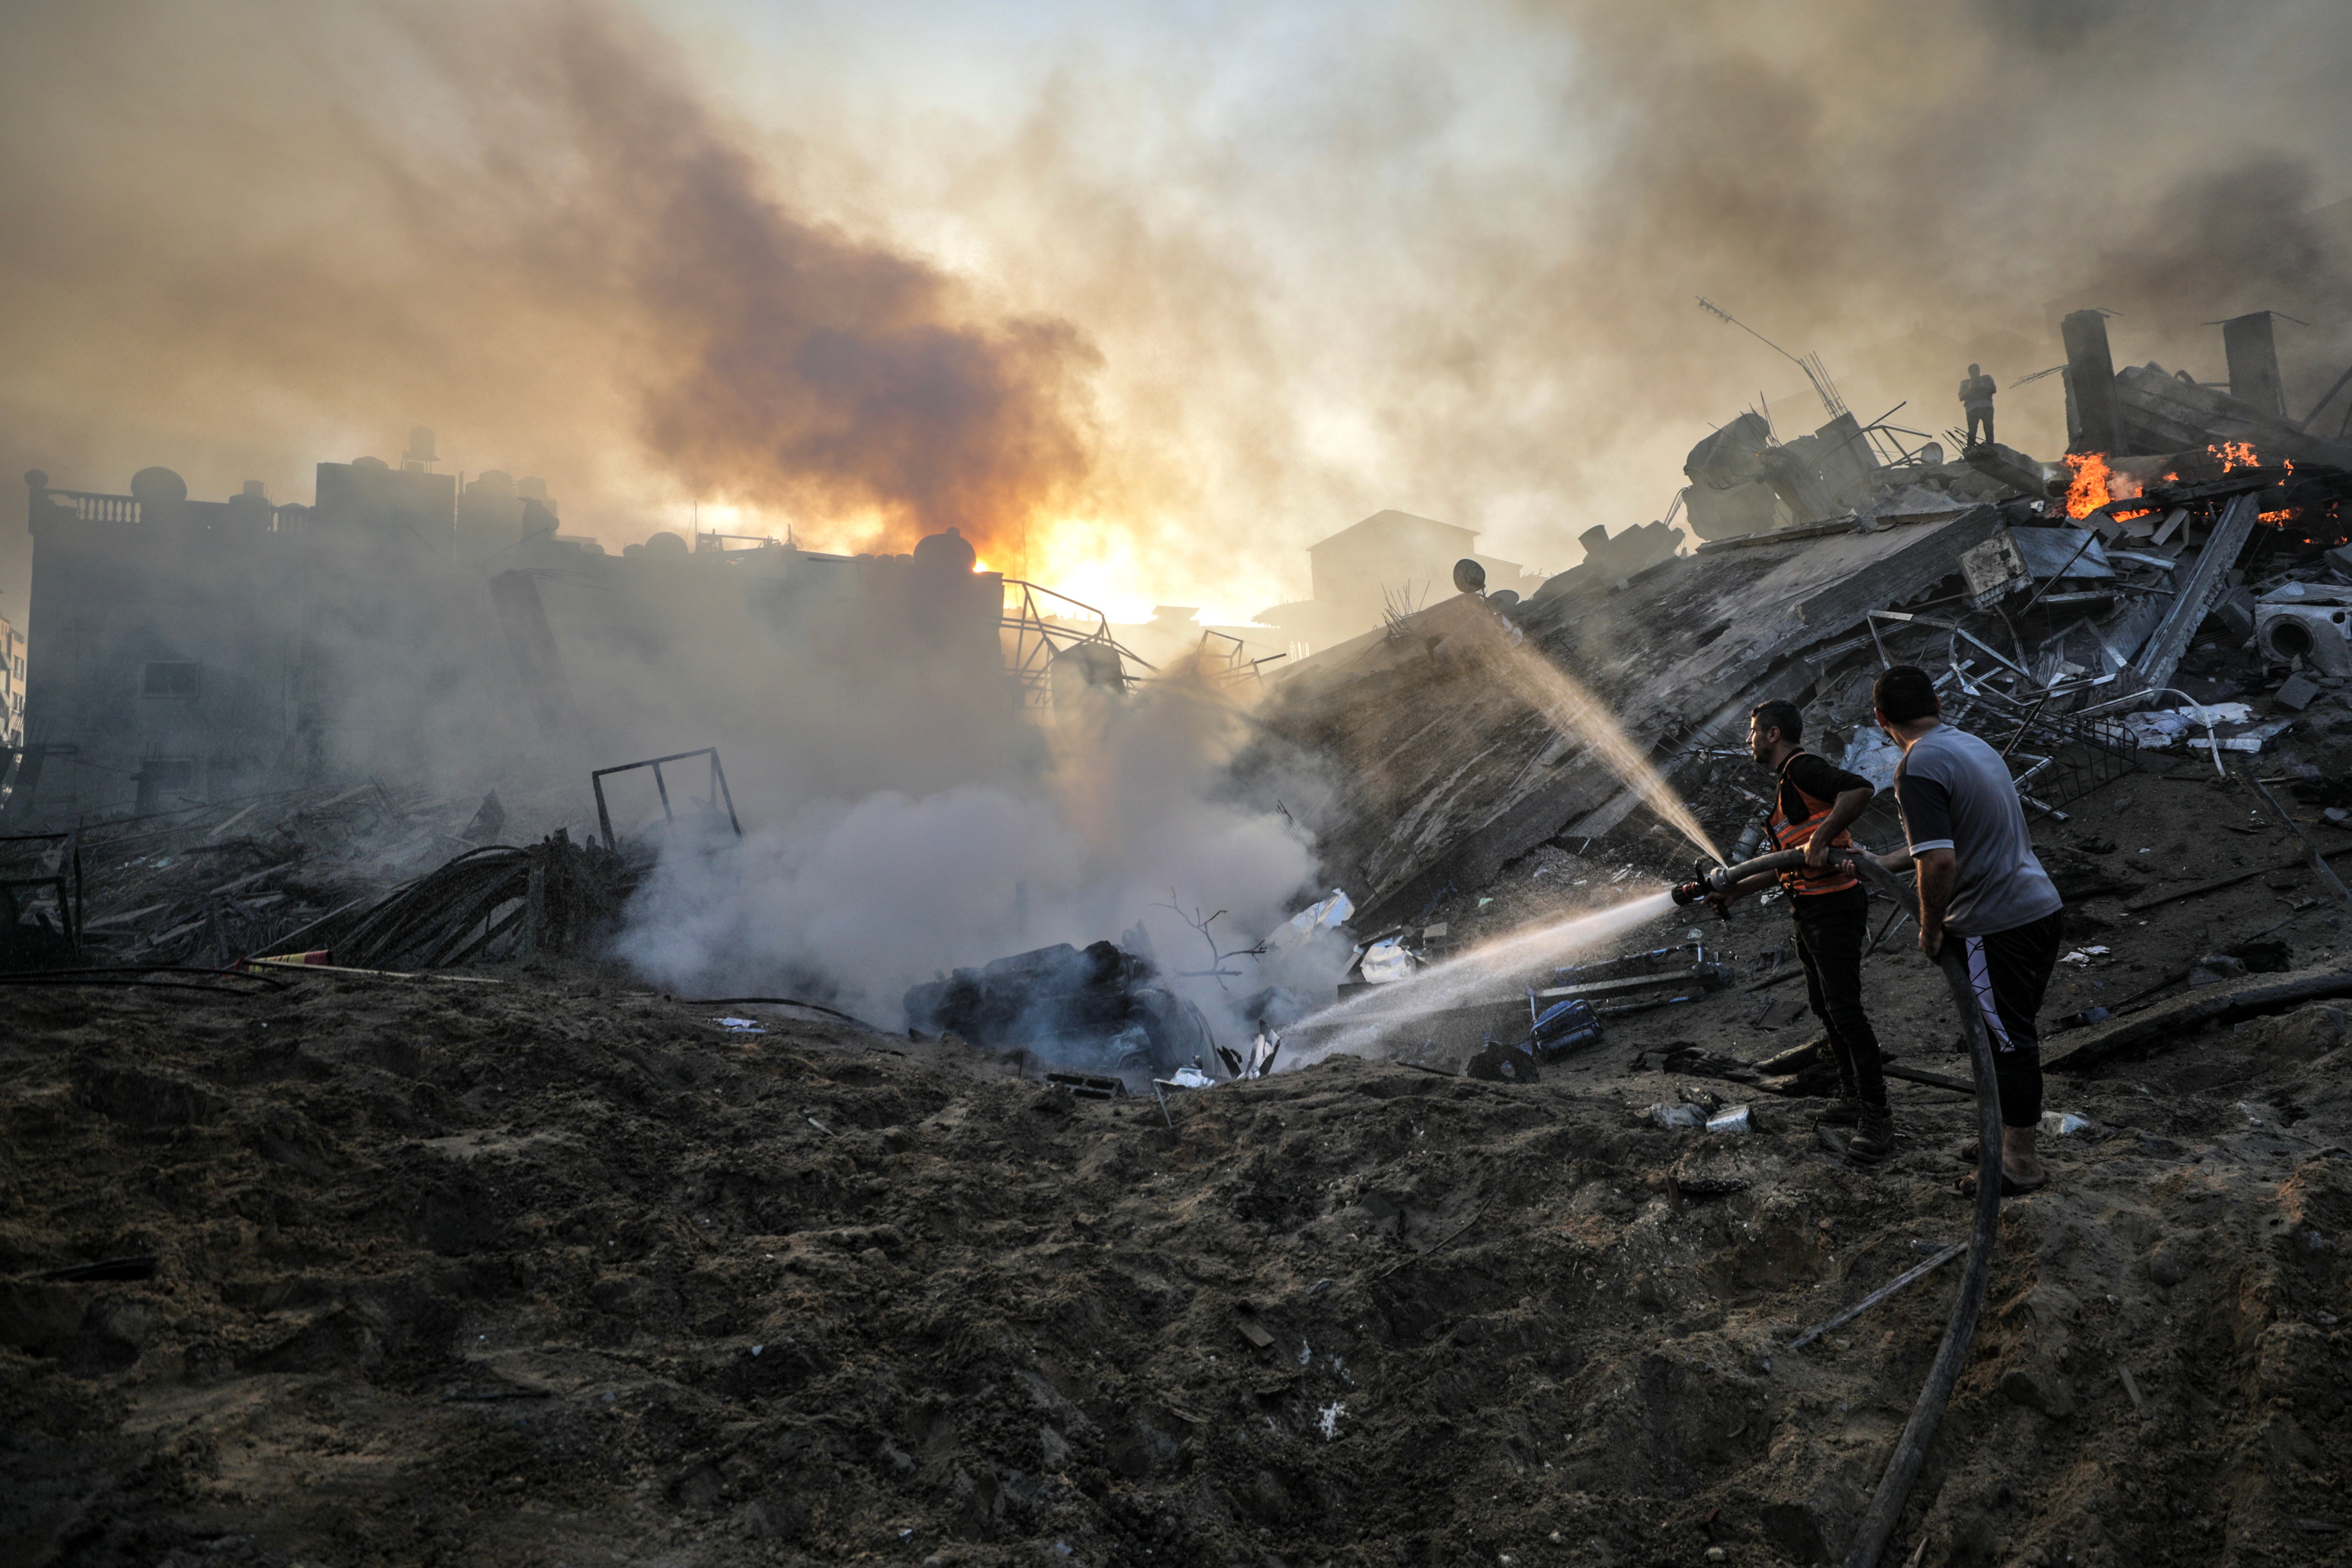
[1952,910,2063,1127]
[1792,889,1884,1109]
[1966,408,1994,446]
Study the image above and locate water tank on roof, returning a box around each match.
[913,526,978,574]
[643,530,687,558]
[130,467,188,508]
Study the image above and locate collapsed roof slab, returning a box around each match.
[2113,362,2352,468]
[1260,507,2005,929]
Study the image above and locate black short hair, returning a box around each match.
[1749,699,1804,745]
[1873,664,1941,725]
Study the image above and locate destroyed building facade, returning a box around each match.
[0,602,23,759]
[9,458,517,824]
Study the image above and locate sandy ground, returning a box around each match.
[4,750,2351,1568]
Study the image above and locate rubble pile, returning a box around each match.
[1,864,2345,1566]
[0,783,623,976]
[1256,316,2352,937]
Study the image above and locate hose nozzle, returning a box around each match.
[1671,858,1735,915]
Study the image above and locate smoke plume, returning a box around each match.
[5,0,2350,608]
[0,0,1098,572]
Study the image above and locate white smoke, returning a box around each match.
[616,669,1342,1035]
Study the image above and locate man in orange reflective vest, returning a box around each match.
[1709,699,1892,1163]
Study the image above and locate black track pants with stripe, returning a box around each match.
[1953,910,2063,1128]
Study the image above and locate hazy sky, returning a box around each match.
[4,0,2349,625]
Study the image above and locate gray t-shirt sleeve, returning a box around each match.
[1895,771,1955,853]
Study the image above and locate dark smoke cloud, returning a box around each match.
[3,0,2350,608]
[0,0,1098,570]
[940,0,2352,568]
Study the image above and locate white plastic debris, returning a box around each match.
[1358,936,1418,984]
[1168,1065,1214,1089]
[2121,701,2252,748]
[1839,728,1906,793]
[2039,1111,2097,1137]
[1265,888,1353,955]
[711,1016,768,1033]
[1705,1105,1755,1135]
[1317,1401,1347,1440]
[1649,1103,1708,1130]
[2060,951,2092,966]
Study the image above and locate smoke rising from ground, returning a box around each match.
[616,670,1334,1034]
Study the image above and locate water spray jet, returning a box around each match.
[1481,630,1724,865]
[1279,887,1682,1068]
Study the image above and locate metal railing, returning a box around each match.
[33,487,304,530]
[1000,580,1157,707]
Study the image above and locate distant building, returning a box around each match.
[1253,509,1537,655]
[3,447,1009,828]
[6,457,508,823]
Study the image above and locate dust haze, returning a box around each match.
[6,0,2350,610]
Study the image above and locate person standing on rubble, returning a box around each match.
[1869,664,2064,1198]
[1959,364,1998,447]
[1708,699,1894,1164]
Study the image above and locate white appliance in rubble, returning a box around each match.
[2255,583,2352,675]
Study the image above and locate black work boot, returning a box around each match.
[1814,1097,1863,1127]
[1844,1105,1896,1166]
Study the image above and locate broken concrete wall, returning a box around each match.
[1260,507,2008,927]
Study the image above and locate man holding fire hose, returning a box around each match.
[1869,664,2063,1197]
[1707,699,1895,1165]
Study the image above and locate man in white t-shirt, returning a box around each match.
[1871,664,2064,1197]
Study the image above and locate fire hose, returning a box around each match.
[1671,843,2004,1566]
[1668,844,1914,908]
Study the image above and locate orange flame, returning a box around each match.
[2064,452,2116,519]
[2208,440,2260,472]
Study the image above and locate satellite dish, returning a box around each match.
[1452,558,1487,595]
[1487,589,1520,610]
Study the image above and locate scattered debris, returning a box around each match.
[904,940,1215,1082]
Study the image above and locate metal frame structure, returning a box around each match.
[591,748,742,853]
[999,580,1157,707]
[0,830,81,955]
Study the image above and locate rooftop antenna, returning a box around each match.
[1697,298,1847,420]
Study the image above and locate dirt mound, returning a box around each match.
[2,955,2346,1567]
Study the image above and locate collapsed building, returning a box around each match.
[1256,311,2352,946]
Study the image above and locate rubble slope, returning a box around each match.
[3,932,2346,1568]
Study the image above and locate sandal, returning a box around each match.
[1953,1170,2049,1199]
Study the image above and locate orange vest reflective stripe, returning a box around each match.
[1768,752,1859,895]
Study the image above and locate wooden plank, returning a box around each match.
[2122,844,2351,912]
[2046,966,2352,1074]
[2132,493,2259,694]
